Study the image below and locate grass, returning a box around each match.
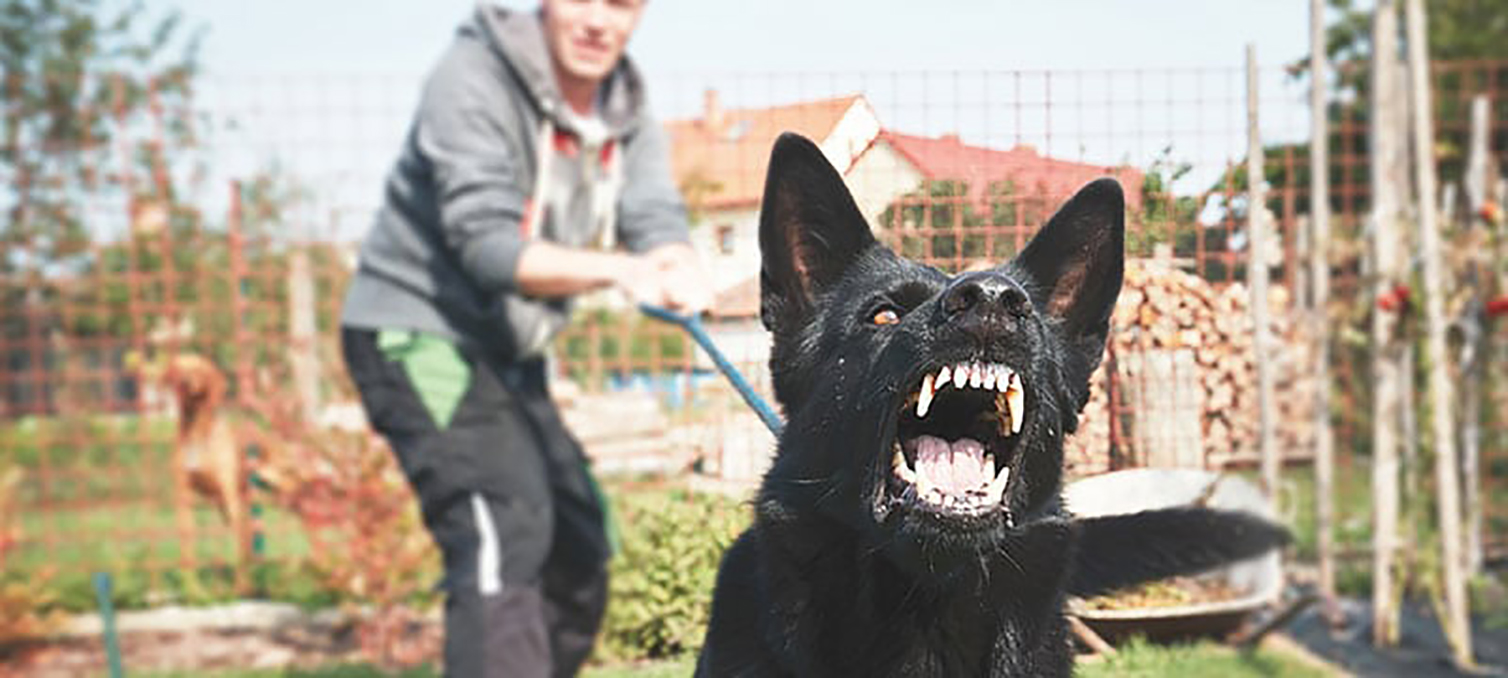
[136,658,700,678]
[1077,638,1332,677]
[133,641,1330,677]
[10,496,316,611]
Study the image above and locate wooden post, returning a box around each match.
[288,246,320,423]
[1368,0,1406,647]
[1405,0,1473,667]
[1459,94,1490,575]
[1308,0,1338,626]
[1246,45,1280,503]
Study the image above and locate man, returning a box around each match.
[340,1,704,675]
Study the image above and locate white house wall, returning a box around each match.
[689,205,762,294]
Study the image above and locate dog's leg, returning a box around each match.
[172,441,199,569]
[697,532,791,677]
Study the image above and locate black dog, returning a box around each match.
[695,133,1289,677]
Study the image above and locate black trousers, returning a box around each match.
[342,328,611,677]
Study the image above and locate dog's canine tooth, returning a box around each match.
[917,373,936,418]
[916,468,934,499]
[937,365,951,390]
[969,362,984,389]
[953,363,968,389]
[1007,374,1024,434]
[988,464,1011,503]
[892,447,916,483]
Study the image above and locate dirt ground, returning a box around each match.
[4,616,442,677]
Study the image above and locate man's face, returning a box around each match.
[542,0,645,86]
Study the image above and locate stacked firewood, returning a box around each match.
[1064,259,1316,477]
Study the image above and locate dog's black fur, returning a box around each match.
[695,133,1290,677]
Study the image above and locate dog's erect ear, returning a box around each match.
[1014,178,1124,378]
[759,132,877,331]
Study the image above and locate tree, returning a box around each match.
[1,0,201,412]
[1285,0,1508,202]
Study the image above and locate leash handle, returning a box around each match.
[640,304,784,436]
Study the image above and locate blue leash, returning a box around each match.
[639,304,784,436]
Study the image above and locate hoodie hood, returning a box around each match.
[469,2,649,137]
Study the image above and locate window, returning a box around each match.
[716,225,735,255]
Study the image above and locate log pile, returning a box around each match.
[1064,259,1316,477]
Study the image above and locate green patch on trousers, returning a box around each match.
[377,329,470,430]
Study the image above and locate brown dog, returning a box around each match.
[130,351,253,562]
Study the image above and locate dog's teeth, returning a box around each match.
[988,464,1011,502]
[917,373,936,418]
[953,363,968,389]
[997,366,1012,393]
[917,469,934,499]
[892,447,916,483]
[969,362,983,389]
[1007,375,1024,435]
[937,365,951,390]
[982,366,996,391]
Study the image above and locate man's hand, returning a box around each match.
[645,243,711,314]
[513,241,711,314]
[612,243,711,314]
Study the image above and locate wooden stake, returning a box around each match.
[1405,0,1474,667]
[1460,95,1489,576]
[1246,44,1280,506]
[1067,616,1117,657]
[1308,0,1338,627]
[1368,0,1405,648]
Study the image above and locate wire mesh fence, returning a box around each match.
[2,61,1505,603]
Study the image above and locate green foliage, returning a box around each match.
[878,180,1027,268]
[559,309,692,387]
[595,485,749,662]
[1313,0,1508,72]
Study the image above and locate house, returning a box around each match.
[666,91,883,295]
[845,131,1144,230]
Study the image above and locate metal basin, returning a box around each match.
[1063,468,1283,640]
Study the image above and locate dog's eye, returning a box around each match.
[870,307,901,326]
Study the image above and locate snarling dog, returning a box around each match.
[695,134,1288,677]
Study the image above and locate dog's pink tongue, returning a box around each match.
[914,435,991,494]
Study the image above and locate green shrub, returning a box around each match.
[596,485,749,662]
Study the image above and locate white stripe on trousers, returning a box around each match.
[470,493,503,596]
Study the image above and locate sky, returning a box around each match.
[154,1,1330,240]
[189,1,1316,82]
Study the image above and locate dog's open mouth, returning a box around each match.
[888,361,1025,518]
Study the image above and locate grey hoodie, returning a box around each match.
[341,4,689,359]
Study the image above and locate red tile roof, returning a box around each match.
[864,131,1144,211]
[666,94,865,210]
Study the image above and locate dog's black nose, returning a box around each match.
[941,271,1027,329]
